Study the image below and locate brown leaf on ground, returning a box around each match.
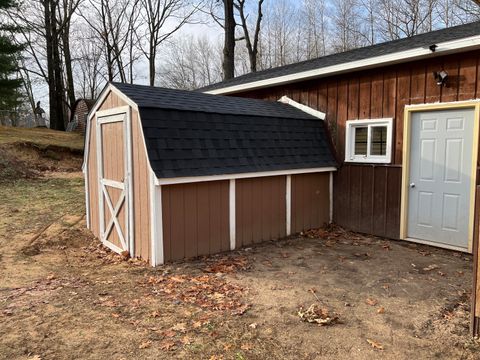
[171,322,187,333]
[423,264,439,271]
[139,340,152,349]
[162,330,177,338]
[367,339,384,350]
[180,335,192,345]
[192,321,203,328]
[209,356,224,360]
[241,343,254,350]
[160,340,176,351]
[377,307,385,314]
[232,303,251,316]
[298,304,340,326]
[150,311,161,318]
[203,255,249,273]
[366,298,378,306]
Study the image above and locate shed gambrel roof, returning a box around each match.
[199,21,480,93]
[112,83,336,179]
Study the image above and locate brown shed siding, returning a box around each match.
[235,176,286,248]
[233,50,480,238]
[86,90,151,261]
[161,181,230,261]
[291,173,330,233]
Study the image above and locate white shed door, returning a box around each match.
[407,109,474,250]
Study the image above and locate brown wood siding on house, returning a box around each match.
[161,181,230,261]
[86,90,151,261]
[234,50,480,238]
[235,176,286,248]
[291,173,330,233]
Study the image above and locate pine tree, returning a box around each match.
[0,0,24,117]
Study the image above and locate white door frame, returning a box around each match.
[96,106,134,255]
[400,100,480,253]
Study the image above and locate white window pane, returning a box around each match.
[354,127,368,155]
[370,126,387,156]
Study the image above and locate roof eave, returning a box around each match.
[203,34,480,95]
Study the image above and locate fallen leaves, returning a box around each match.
[171,322,187,333]
[145,272,250,316]
[365,298,378,306]
[298,304,340,326]
[203,255,250,274]
[241,343,254,350]
[423,264,439,272]
[139,340,152,349]
[367,339,384,350]
[160,340,176,351]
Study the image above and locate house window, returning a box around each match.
[345,118,393,163]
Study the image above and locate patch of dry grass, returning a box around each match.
[0,126,84,151]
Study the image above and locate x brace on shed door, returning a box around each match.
[96,106,134,255]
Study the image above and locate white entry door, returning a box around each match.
[96,110,133,254]
[407,108,474,250]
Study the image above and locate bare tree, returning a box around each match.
[137,0,199,86]
[234,0,263,72]
[158,35,222,89]
[302,0,328,58]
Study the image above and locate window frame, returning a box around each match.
[345,118,393,164]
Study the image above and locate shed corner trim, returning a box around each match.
[278,96,326,120]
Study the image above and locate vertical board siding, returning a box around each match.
[235,176,286,248]
[86,90,151,261]
[291,173,330,233]
[236,50,480,239]
[161,181,229,262]
[333,165,402,239]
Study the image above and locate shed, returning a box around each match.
[68,98,96,133]
[83,83,336,265]
[199,21,480,334]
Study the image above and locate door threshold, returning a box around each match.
[404,237,470,253]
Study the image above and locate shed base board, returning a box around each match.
[403,237,470,253]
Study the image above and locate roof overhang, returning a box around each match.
[204,34,480,95]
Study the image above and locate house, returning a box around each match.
[67,98,95,133]
[84,21,480,335]
[82,83,336,264]
[200,21,480,335]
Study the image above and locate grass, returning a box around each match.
[0,126,84,151]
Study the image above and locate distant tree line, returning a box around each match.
[0,0,479,129]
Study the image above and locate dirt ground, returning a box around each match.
[1,129,480,359]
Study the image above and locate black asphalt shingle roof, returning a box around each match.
[199,21,480,92]
[112,83,336,179]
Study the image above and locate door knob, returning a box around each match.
[410,183,415,188]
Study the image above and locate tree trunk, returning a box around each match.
[51,0,65,131]
[62,25,75,110]
[149,39,156,86]
[44,0,58,130]
[222,0,235,80]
